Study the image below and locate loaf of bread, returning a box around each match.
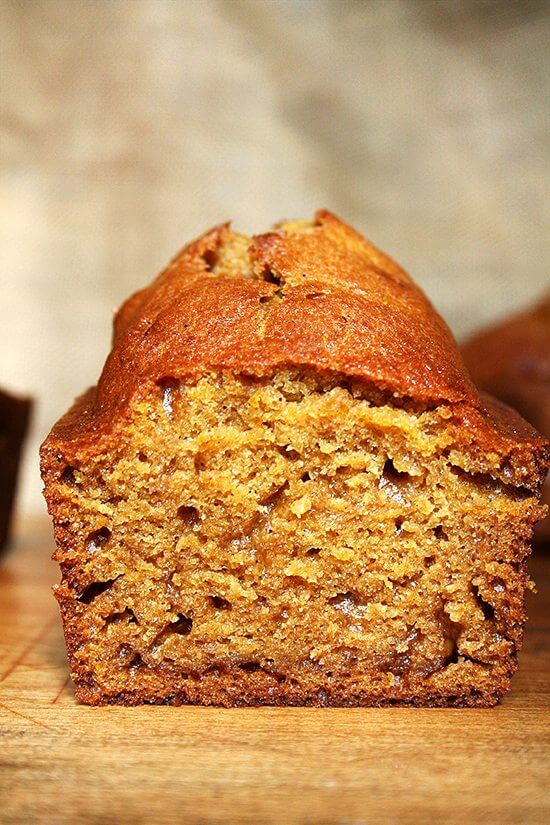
[462,295,550,544]
[41,211,549,706]
[0,387,32,552]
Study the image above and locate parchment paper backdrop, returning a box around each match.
[1,0,548,512]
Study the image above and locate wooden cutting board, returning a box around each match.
[1,517,549,825]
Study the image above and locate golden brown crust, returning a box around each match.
[42,211,548,492]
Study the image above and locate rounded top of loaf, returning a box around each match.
[43,210,549,487]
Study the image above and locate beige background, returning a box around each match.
[1,0,549,514]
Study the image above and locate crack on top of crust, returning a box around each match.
[273,218,320,234]
[202,219,322,292]
[201,248,218,272]
[201,231,252,280]
[199,226,290,304]
[260,265,281,287]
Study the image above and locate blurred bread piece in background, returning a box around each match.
[0,388,32,551]
[462,295,550,544]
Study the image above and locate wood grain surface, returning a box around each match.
[1,517,549,825]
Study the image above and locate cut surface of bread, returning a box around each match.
[41,212,549,706]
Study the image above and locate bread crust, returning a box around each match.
[42,211,548,490]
